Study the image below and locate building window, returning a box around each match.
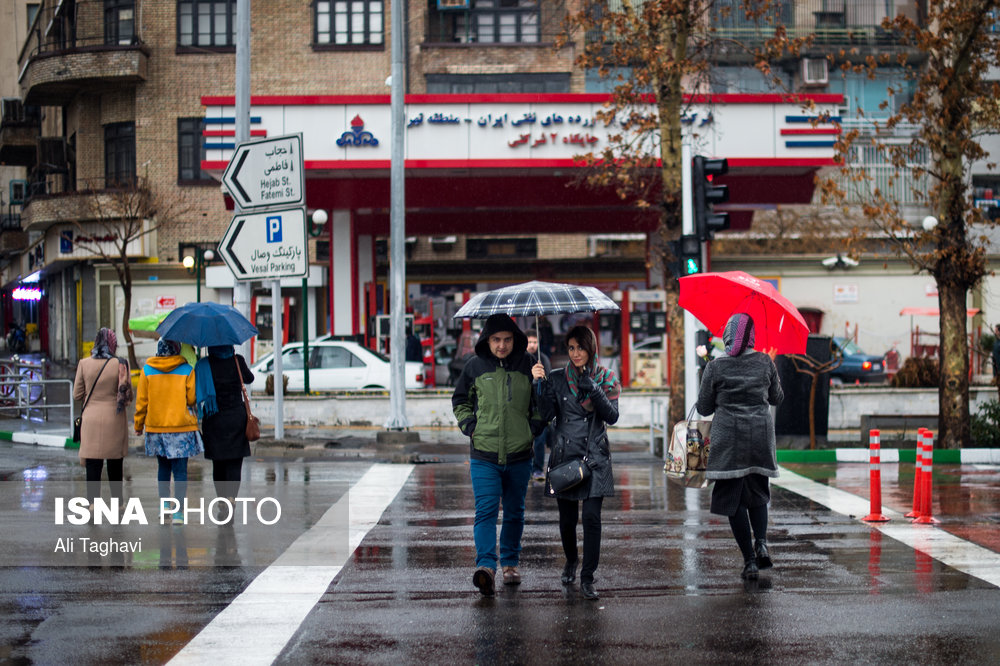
[177,118,211,183]
[453,0,539,44]
[425,72,569,94]
[27,3,40,29]
[105,0,135,45]
[315,1,384,46]
[178,0,235,48]
[466,237,536,259]
[104,122,135,187]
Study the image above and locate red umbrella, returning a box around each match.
[678,271,810,354]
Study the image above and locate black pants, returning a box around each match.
[728,504,769,563]
[84,458,123,502]
[557,496,604,583]
[212,458,244,498]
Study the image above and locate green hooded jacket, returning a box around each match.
[451,314,543,465]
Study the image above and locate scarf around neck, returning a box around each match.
[565,361,621,412]
[92,327,132,413]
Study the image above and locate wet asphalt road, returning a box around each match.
[1,441,999,665]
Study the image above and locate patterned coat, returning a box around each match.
[696,351,783,480]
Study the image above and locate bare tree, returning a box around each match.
[558,0,806,427]
[72,178,193,369]
[785,343,842,450]
[818,0,1000,448]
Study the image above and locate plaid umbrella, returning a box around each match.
[453,281,619,319]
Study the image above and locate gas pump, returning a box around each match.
[621,289,668,388]
[414,301,436,387]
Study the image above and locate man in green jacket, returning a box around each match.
[453,313,543,596]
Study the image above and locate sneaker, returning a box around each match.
[531,471,546,482]
[172,511,184,525]
[502,566,521,585]
[473,567,495,596]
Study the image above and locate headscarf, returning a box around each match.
[195,345,236,417]
[92,327,132,413]
[565,356,621,412]
[156,339,181,357]
[723,312,755,357]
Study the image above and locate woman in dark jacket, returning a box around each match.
[195,345,254,506]
[533,325,620,600]
[696,312,783,581]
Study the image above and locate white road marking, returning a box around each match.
[774,466,1000,588]
[169,463,414,666]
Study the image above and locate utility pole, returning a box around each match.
[385,0,408,430]
[233,0,252,360]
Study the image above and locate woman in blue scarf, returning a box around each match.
[696,313,783,581]
[194,345,254,508]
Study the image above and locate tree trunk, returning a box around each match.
[938,281,969,449]
[120,256,139,370]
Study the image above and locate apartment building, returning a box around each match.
[1,1,989,375]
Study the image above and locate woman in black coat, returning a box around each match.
[533,325,620,600]
[195,345,254,504]
[696,312,783,581]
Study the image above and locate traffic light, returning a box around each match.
[668,234,702,278]
[693,155,729,241]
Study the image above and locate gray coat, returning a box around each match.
[696,351,783,480]
[539,368,619,500]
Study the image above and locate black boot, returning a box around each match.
[561,560,577,585]
[741,558,759,580]
[580,581,599,600]
[755,540,773,570]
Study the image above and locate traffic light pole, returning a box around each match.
[681,144,699,417]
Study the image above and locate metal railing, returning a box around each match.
[0,358,74,434]
[649,397,669,460]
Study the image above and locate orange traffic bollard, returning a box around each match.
[913,430,939,524]
[905,427,926,518]
[862,429,889,522]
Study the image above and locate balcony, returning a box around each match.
[17,0,149,106]
[20,177,150,233]
[0,99,42,166]
[709,0,913,51]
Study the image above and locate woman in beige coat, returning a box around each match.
[73,328,133,500]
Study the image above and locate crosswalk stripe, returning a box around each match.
[168,463,415,665]
[774,466,1000,589]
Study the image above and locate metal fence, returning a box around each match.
[0,358,74,433]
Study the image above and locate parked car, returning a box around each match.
[830,337,887,385]
[250,340,423,392]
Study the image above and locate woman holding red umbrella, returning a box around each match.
[696,312,783,581]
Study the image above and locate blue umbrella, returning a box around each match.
[155,301,258,347]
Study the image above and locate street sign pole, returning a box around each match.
[272,279,283,440]
[234,0,252,364]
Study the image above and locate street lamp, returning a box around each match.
[182,246,215,302]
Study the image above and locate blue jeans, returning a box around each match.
[157,456,188,502]
[469,458,532,570]
[531,426,550,476]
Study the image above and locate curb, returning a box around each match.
[2,429,999,464]
[0,430,77,449]
[776,448,1000,464]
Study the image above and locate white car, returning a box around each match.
[250,340,424,392]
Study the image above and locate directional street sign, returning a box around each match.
[221,133,304,209]
[218,207,308,281]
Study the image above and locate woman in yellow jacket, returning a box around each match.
[134,339,202,523]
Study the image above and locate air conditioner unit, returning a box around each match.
[802,58,829,86]
[1,98,24,124]
[437,0,470,9]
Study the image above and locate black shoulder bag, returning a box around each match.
[74,358,113,443]
[547,412,598,495]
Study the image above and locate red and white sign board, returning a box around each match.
[157,296,176,309]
